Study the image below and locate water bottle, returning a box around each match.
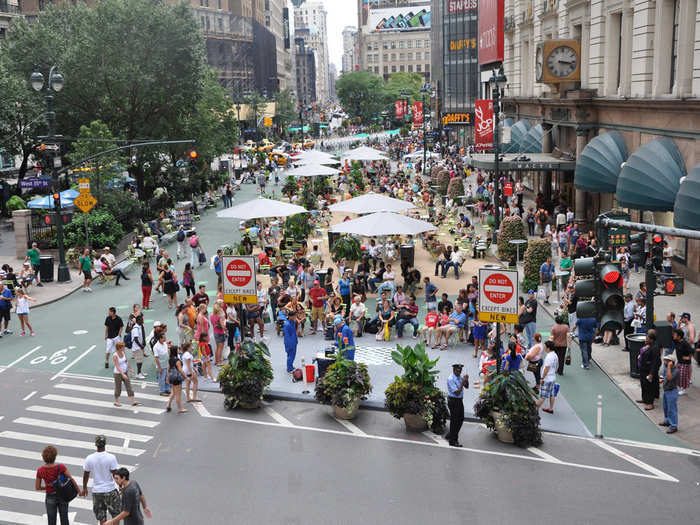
[301,357,306,369]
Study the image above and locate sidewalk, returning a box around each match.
[0,254,83,307]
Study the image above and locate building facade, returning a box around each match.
[342,25,358,72]
[501,0,700,282]
[264,0,295,92]
[293,0,329,104]
[0,0,21,39]
[295,35,317,105]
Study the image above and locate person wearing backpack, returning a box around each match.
[176,227,186,259]
[130,315,147,379]
[539,256,555,305]
[36,445,80,525]
[537,208,549,238]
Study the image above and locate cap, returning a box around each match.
[663,353,677,363]
[333,314,343,326]
[452,363,464,370]
[528,289,535,294]
[23,261,30,266]
[154,321,162,327]
[104,246,110,250]
[681,312,691,320]
[314,280,319,285]
[95,435,107,446]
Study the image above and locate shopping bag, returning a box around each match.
[537,286,546,301]
[565,348,571,366]
[383,322,390,342]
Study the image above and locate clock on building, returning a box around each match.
[535,39,581,83]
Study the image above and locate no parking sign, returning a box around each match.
[222,256,258,304]
[478,268,519,323]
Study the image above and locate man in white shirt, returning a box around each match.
[367,240,380,270]
[152,332,170,396]
[536,341,559,414]
[662,241,673,273]
[376,263,396,296]
[441,246,463,279]
[349,295,367,336]
[82,435,121,525]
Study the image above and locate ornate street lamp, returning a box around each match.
[489,65,507,243]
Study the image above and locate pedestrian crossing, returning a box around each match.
[0,376,165,524]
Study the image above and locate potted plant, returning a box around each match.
[521,238,551,293]
[315,351,372,420]
[284,213,313,241]
[384,343,448,433]
[437,170,450,195]
[497,216,528,261]
[473,370,542,446]
[330,236,361,269]
[447,176,465,201]
[217,340,273,409]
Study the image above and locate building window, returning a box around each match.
[424,40,430,48]
[407,40,413,48]
[391,53,396,61]
[416,64,422,72]
[383,42,388,49]
[200,15,205,27]
[391,41,396,49]
[425,63,430,72]
[415,52,421,61]
[384,66,388,74]
[219,17,224,30]
[670,0,680,91]
[416,40,422,48]
[399,53,404,60]
[408,65,413,72]
[392,65,397,72]
[407,52,413,60]
[399,41,405,49]
[206,17,210,30]
[367,44,372,51]
[383,54,388,62]
[400,65,404,72]
[374,66,379,73]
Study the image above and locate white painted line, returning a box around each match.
[3,465,93,486]
[42,394,165,415]
[336,418,367,436]
[193,402,212,417]
[422,431,448,447]
[0,431,145,456]
[591,439,679,482]
[50,345,96,381]
[60,371,159,387]
[0,445,135,470]
[14,417,153,443]
[604,437,700,458]
[0,346,41,374]
[22,391,37,401]
[26,405,160,428]
[263,406,294,427]
[73,330,88,335]
[0,416,4,421]
[0,509,92,525]
[124,438,130,449]
[55,383,168,402]
[0,486,93,510]
[527,447,563,463]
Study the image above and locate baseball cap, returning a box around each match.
[452,363,463,370]
[333,314,343,326]
[681,312,691,320]
[95,435,107,446]
[528,289,535,294]
[663,353,677,363]
[314,280,319,285]
[154,321,162,327]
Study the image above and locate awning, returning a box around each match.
[616,137,686,212]
[470,153,575,172]
[574,131,627,193]
[673,163,700,230]
[502,120,530,153]
[519,123,543,153]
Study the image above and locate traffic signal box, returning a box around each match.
[650,234,664,271]
[629,233,646,266]
[574,256,624,332]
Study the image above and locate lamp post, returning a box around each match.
[420,83,430,173]
[489,66,507,244]
[31,65,70,283]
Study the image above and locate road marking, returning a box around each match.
[0,446,135,469]
[0,510,92,525]
[193,402,212,417]
[336,418,367,436]
[26,405,160,428]
[50,345,96,381]
[72,330,88,335]
[604,436,700,457]
[14,417,153,443]
[591,439,679,482]
[42,394,165,415]
[3,465,93,486]
[0,346,41,374]
[0,431,145,456]
[1,486,93,510]
[263,406,293,427]
[55,383,168,402]
[22,391,37,401]
[527,447,563,463]
[422,431,448,447]
[60,371,159,387]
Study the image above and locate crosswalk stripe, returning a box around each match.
[14,417,153,443]
[0,509,91,525]
[55,383,168,402]
[0,431,145,456]
[27,406,160,428]
[42,394,165,415]
[2,465,93,486]
[0,446,135,470]
[1,486,93,510]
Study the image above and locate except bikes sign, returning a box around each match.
[478,268,519,323]
[222,256,257,304]
[478,0,505,66]
[474,99,494,151]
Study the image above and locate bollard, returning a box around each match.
[595,394,603,438]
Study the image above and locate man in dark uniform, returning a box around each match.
[446,363,469,447]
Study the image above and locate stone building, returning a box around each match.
[293,0,329,104]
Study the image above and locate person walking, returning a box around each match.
[0,281,13,336]
[210,303,227,366]
[112,342,141,407]
[162,261,178,309]
[283,309,298,373]
[536,341,559,414]
[672,329,693,395]
[659,353,680,434]
[152,332,170,397]
[130,315,147,379]
[140,262,153,310]
[79,248,93,292]
[213,249,223,286]
[189,233,202,268]
[181,342,200,403]
[176,226,186,260]
[519,290,537,348]
[525,333,544,393]
[539,256,555,304]
[550,315,569,375]
[36,445,79,525]
[81,435,121,525]
[166,344,187,413]
[637,330,661,410]
[15,288,37,336]
[104,468,151,525]
[104,307,124,370]
[182,263,195,297]
[575,316,598,370]
[446,363,468,447]
[25,241,43,286]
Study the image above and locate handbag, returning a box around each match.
[198,251,207,264]
[527,360,539,373]
[383,321,391,342]
[167,367,183,383]
[52,465,78,502]
[565,348,571,366]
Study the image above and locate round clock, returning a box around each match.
[546,45,579,78]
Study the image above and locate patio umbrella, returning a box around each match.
[216,197,307,220]
[328,192,416,213]
[330,211,436,236]
[26,189,79,209]
[341,145,388,162]
[293,151,339,166]
[283,164,342,177]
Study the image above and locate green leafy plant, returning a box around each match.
[522,239,551,292]
[63,210,125,250]
[315,353,372,409]
[301,179,316,210]
[447,176,465,200]
[350,169,365,192]
[391,342,439,388]
[473,371,542,447]
[497,216,528,261]
[282,175,298,198]
[6,195,26,212]
[437,170,450,195]
[330,236,362,262]
[284,213,313,240]
[218,340,273,409]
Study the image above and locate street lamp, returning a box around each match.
[489,65,507,244]
[420,83,431,173]
[31,65,70,283]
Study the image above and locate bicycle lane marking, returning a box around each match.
[50,345,97,381]
[0,346,42,374]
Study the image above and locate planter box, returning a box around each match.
[491,410,514,443]
[333,398,360,420]
[403,412,427,431]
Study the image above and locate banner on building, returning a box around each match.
[395,100,406,119]
[368,5,431,31]
[412,101,424,125]
[447,0,478,14]
[474,99,494,151]
[478,0,505,66]
[283,8,290,49]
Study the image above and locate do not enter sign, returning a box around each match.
[222,255,257,304]
[479,268,519,323]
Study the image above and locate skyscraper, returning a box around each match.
[293,0,330,104]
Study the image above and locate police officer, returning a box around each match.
[446,363,468,447]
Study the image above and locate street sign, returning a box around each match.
[19,178,51,190]
[503,181,513,196]
[478,268,519,323]
[78,178,90,193]
[74,193,97,213]
[222,255,257,304]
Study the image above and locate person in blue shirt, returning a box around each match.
[283,310,299,373]
[502,341,523,372]
[337,272,352,317]
[0,281,13,335]
[333,315,355,360]
[575,316,599,370]
[435,303,467,350]
[423,276,438,310]
[213,249,223,286]
[446,363,469,447]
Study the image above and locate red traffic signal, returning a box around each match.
[44,215,52,225]
[652,234,663,245]
[52,193,61,210]
[189,151,198,160]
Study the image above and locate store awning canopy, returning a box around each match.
[616,137,686,212]
[519,123,543,153]
[574,131,627,193]
[469,153,576,172]
[673,163,700,230]
[502,120,531,153]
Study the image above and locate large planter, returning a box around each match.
[238,399,261,410]
[333,398,360,420]
[491,410,514,443]
[403,412,428,431]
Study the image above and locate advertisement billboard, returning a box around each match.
[474,99,494,151]
[447,0,478,13]
[412,101,424,125]
[478,0,505,66]
[367,6,431,31]
[394,100,406,119]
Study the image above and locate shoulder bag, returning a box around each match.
[52,465,78,502]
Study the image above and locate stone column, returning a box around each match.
[574,127,589,222]
[619,8,634,96]
[674,0,697,97]
[542,123,553,203]
[11,209,32,260]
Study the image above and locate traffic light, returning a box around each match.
[44,213,72,225]
[52,193,61,211]
[574,257,600,319]
[657,274,684,296]
[629,233,646,266]
[650,234,664,271]
[599,262,624,332]
[189,150,198,160]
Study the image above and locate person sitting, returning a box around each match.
[434,302,467,350]
[367,261,386,293]
[19,262,36,289]
[434,246,453,277]
[99,256,130,286]
[3,266,20,292]
[376,298,395,341]
[404,268,421,296]
[395,295,419,339]
[375,263,396,296]
[349,295,367,336]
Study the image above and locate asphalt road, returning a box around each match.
[0,367,697,525]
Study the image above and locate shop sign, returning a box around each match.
[441,112,472,126]
[478,0,505,66]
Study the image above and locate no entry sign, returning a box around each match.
[478,268,519,323]
[222,255,257,304]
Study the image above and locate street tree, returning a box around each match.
[274,88,297,138]
[335,71,385,123]
[245,91,267,133]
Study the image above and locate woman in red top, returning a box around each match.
[36,445,79,525]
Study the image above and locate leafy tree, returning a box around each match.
[274,88,296,137]
[382,72,424,106]
[245,91,267,131]
[336,71,385,123]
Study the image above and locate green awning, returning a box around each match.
[520,123,543,153]
[674,163,700,230]
[616,137,686,212]
[574,131,627,193]
[503,120,530,153]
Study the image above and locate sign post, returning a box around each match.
[222,256,258,304]
[479,268,519,374]
[74,178,97,247]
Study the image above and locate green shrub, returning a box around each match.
[99,191,147,232]
[284,213,312,239]
[497,216,527,261]
[63,210,125,250]
[522,239,551,292]
[282,175,298,198]
[218,340,273,409]
[315,357,372,409]
[447,177,465,200]
[331,236,361,262]
[437,170,450,195]
[6,195,26,212]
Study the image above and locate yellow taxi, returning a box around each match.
[269,151,288,166]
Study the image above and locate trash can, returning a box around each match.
[39,255,54,283]
[305,364,315,383]
[626,334,646,379]
[315,356,336,379]
[315,268,328,288]
[400,244,415,267]
[328,231,340,251]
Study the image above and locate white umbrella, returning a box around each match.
[216,197,307,219]
[284,163,342,177]
[328,192,416,213]
[341,145,388,162]
[293,150,338,165]
[330,211,436,236]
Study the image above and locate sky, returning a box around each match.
[320,0,357,69]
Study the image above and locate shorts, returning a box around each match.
[92,489,121,522]
[0,308,11,322]
[83,270,93,280]
[32,264,40,275]
[214,332,226,343]
[311,306,324,322]
[247,310,260,320]
[540,381,555,399]
[105,336,120,354]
